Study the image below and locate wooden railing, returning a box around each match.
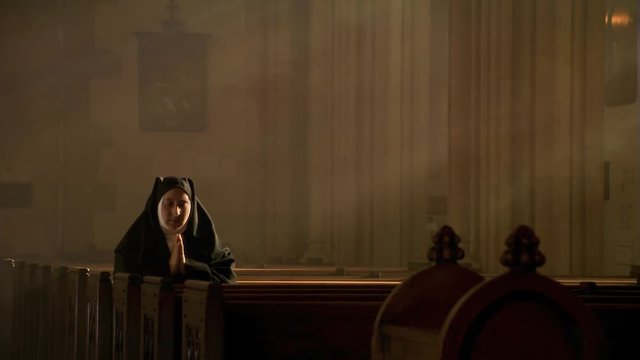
[2,227,639,360]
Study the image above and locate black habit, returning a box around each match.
[114,176,236,283]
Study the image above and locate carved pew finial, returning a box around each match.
[427,225,465,264]
[500,225,546,272]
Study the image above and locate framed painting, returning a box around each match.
[136,32,210,131]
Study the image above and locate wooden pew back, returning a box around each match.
[221,282,394,360]
[87,270,114,360]
[0,259,15,357]
[441,271,605,360]
[36,264,54,359]
[182,280,223,360]
[5,257,640,360]
[141,276,183,360]
[439,226,604,360]
[113,273,142,360]
[51,266,90,360]
[97,271,113,360]
[576,283,640,360]
[76,267,89,360]
[52,266,73,360]
[87,271,99,360]
[12,261,26,358]
[372,226,483,360]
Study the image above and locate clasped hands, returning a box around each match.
[169,234,186,275]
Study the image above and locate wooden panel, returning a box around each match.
[87,271,108,360]
[379,325,439,360]
[0,259,14,356]
[141,276,162,360]
[226,301,381,360]
[14,261,26,358]
[141,276,182,360]
[113,273,142,360]
[182,280,223,360]
[97,271,113,360]
[441,227,604,359]
[37,264,54,359]
[86,272,98,360]
[76,268,89,360]
[372,226,483,360]
[441,272,605,359]
[52,266,73,360]
[25,263,38,359]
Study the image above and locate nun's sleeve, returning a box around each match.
[114,251,140,274]
[184,247,237,283]
[114,215,147,275]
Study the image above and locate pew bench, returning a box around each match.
[178,280,400,360]
[3,253,640,360]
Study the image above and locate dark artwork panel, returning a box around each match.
[0,183,32,208]
[137,32,209,131]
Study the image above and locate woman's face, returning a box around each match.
[160,188,191,231]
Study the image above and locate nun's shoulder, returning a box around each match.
[115,212,149,251]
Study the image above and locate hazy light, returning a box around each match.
[606,11,633,27]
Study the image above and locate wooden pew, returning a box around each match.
[51,266,89,360]
[24,263,38,360]
[36,264,54,360]
[52,266,72,360]
[1,259,15,357]
[372,225,609,360]
[572,281,640,296]
[438,226,605,360]
[559,280,640,359]
[181,278,394,360]
[235,266,412,281]
[2,262,112,360]
[586,302,640,360]
[97,271,113,360]
[440,273,605,359]
[77,267,90,360]
[179,277,399,360]
[371,225,483,360]
[113,273,142,360]
[223,288,386,360]
[86,270,113,360]
[224,281,397,294]
[182,280,224,360]
[141,276,183,360]
[571,282,640,360]
[224,281,397,359]
[5,257,640,360]
[12,260,27,359]
[22,262,54,359]
[87,271,99,360]
[204,271,630,360]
